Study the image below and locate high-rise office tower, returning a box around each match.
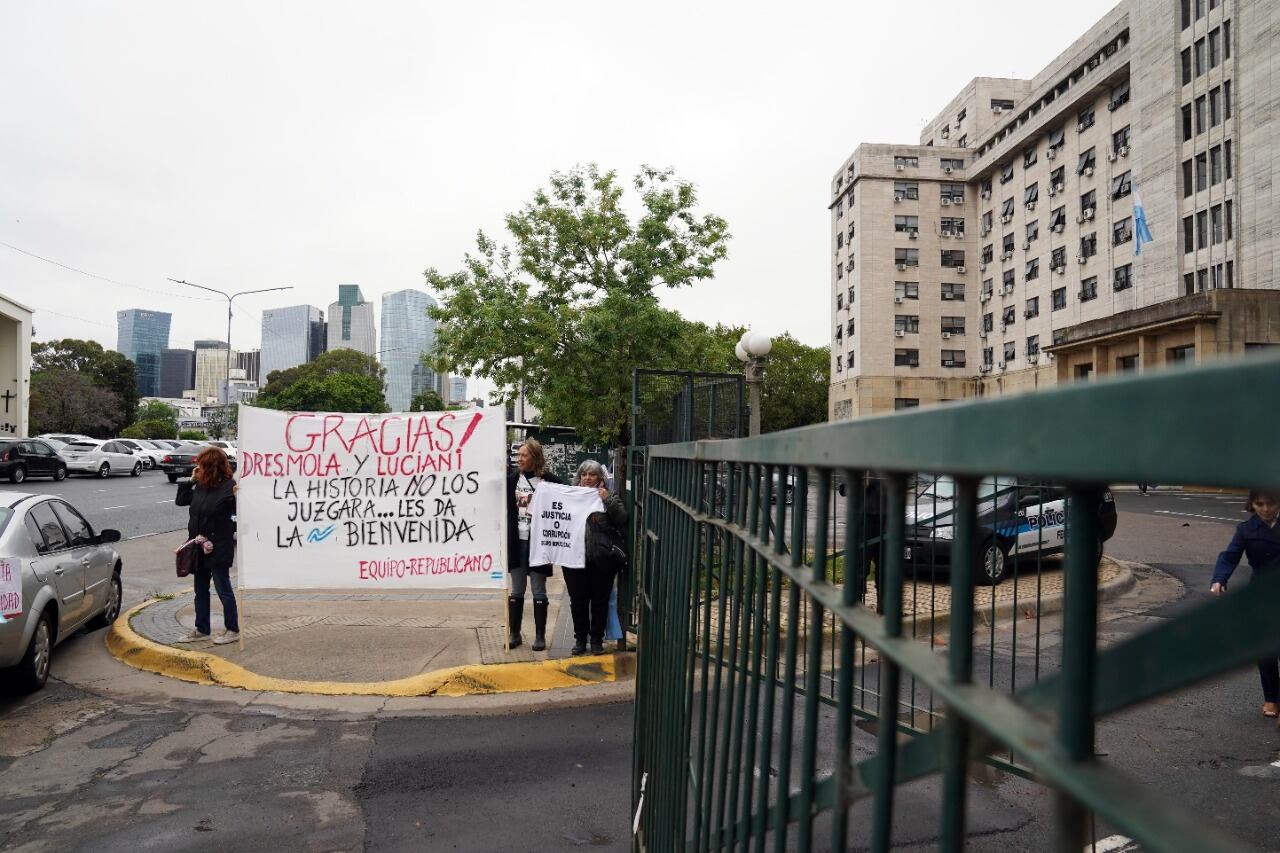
[116,309,172,397]
[158,349,196,398]
[449,376,467,403]
[193,341,236,404]
[236,349,261,385]
[379,289,438,411]
[327,284,376,358]
[260,305,326,383]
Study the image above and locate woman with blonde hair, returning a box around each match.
[505,438,562,650]
[174,446,240,645]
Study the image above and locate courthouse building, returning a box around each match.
[829,0,1280,419]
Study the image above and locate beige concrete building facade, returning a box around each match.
[830,0,1280,419]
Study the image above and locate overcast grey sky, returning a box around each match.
[1,0,1120,381]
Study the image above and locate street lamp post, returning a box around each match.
[735,329,772,437]
[168,280,293,407]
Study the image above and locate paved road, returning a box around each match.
[0,469,188,539]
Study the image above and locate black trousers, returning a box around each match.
[1260,658,1279,703]
[563,563,619,643]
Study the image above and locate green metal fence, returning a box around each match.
[630,355,1280,852]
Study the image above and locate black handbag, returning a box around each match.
[175,540,199,577]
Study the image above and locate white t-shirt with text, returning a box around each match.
[528,483,604,569]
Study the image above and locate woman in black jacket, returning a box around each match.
[506,439,562,651]
[570,459,628,655]
[173,447,239,645]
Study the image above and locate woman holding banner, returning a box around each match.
[568,459,628,656]
[173,447,240,645]
[506,439,561,651]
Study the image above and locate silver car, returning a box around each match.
[0,493,123,692]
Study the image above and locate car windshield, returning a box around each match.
[43,439,67,451]
[0,507,11,538]
[914,475,1008,502]
[135,440,160,449]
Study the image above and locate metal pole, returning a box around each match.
[745,356,765,437]
[225,296,233,408]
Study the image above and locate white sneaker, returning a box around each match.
[174,631,210,643]
[212,631,240,645]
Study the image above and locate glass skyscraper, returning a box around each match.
[327,284,376,357]
[159,348,195,398]
[380,289,439,412]
[116,309,172,397]
[260,305,326,384]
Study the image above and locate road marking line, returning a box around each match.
[156,500,174,504]
[1087,835,1137,853]
[1154,509,1241,523]
[101,505,130,510]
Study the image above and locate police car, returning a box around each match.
[903,477,1118,584]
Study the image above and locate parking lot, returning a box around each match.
[0,467,188,539]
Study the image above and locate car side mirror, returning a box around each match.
[97,529,122,544]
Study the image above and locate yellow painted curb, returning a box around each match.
[107,600,636,697]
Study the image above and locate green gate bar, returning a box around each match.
[630,354,1280,852]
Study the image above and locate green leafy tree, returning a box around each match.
[409,389,446,412]
[95,350,139,432]
[178,429,208,440]
[31,338,138,432]
[134,418,178,439]
[29,369,120,437]
[426,165,730,452]
[256,350,388,413]
[137,400,178,424]
[120,423,147,439]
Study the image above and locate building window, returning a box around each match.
[894,349,920,367]
[1053,329,1067,346]
[895,281,919,300]
[1025,296,1040,318]
[1109,80,1130,110]
[1026,335,1040,357]
[1224,80,1232,119]
[847,318,855,335]
[1224,20,1231,59]
[836,292,844,310]
[1225,199,1233,240]
[847,223,856,240]
[1079,189,1096,216]
[1211,204,1224,244]
[1002,305,1016,327]
[1001,197,1015,219]
[1181,47,1192,85]
[940,217,965,237]
[1210,146,1223,185]
[894,155,919,168]
[894,181,920,200]
[1182,104,1193,141]
[895,248,920,267]
[836,355,843,372]
[1076,363,1094,380]
[1113,263,1133,291]
[1003,342,1017,363]
[1077,147,1096,175]
[940,183,965,203]
[1113,217,1133,245]
[1024,183,1039,205]
[957,135,967,148]
[983,346,994,367]
[835,325,843,342]
[1026,220,1040,243]
[1048,126,1065,154]
[1183,216,1194,254]
[1210,87,1222,127]
[1209,28,1220,68]
[895,315,920,334]
[941,315,966,335]
[1002,269,1015,290]
[1049,206,1066,232]
[894,397,920,410]
[941,157,964,170]
[1080,276,1098,301]
[941,350,966,368]
[1113,125,1130,153]
[1111,171,1132,200]
[836,264,844,280]
[848,286,855,304]
[1195,95,1206,135]
[1182,159,1194,198]
[1048,168,1066,196]
[895,215,920,233]
[1077,235,1095,261]
[1180,0,1190,29]
[1193,153,1207,192]
[1168,344,1195,365]
[1000,162,1015,184]
[836,232,844,250]
[983,312,994,332]
[1197,268,1209,291]
[992,98,1015,111]
[1184,272,1196,295]
[1023,147,1038,168]
[1117,354,1138,372]
[847,351,855,370]
[981,244,994,264]
[1052,287,1067,311]
[1002,233,1015,255]
[1225,140,1233,179]
[846,257,856,272]
[940,250,965,268]
[1077,107,1095,132]
[1196,210,1208,249]
[941,282,965,302]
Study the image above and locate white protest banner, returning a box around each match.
[527,483,603,569]
[236,406,507,589]
[0,558,20,620]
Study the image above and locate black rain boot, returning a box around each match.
[507,596,524,649]
[571,636,588,656]
[531,599,549,652]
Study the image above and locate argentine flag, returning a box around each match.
[1133,184,1154,256]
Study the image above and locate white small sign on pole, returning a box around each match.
[236,406,508,589]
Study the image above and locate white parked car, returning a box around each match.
[59,440,145,478]
[114,439,165,469]
[37,433,93,446]
[205,440,237,459]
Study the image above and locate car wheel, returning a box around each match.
[13,611,53,692]
[97,462,110,479]
[130,462,142,477]
[52,464,67,482]
[167,473,178,483]
[9,465,26,484]
[978,538,1010,585]
[88,574,122,630]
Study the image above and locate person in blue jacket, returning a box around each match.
[1211,489,1280,721]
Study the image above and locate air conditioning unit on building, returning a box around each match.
[894,296,904,303]
[1001,214,1012,224]
[1047,184,1057,196]
[895,329,906,337]
[896,163,906,171]
[998,361,1007,370]
[980,294,991,304]
[944,166,953,174]
[1055,266,1065,275]
[1022,240,1031,250]
[941,198,951,206]
[943,360,956,366]
[1046,148,1057,160]
[956,266,966,274]
[1077,255,1087,264]
[942,292,954,300]
[1028,354,1040,364]
[909,230,918,240]
[1107,151,1118,162]
[1001,251,1013,261]
[980,227,991,237]
[1053,223,1065,233]
[979,263,988,272]
[894,196,902,203]
[1002,284,1015,294]
[981,190,991,200]
[1083,207,1095,220]
[897,263,907,270]
[1075,214,1085,224]
[1076,122,1086,132]
[1120,146,1130,157]
[1024,309,1035,318]
[980,364,992,373]
[993,106,1004,114]
[942,332,952,339]
[1085,166,1095,177]
[979,329,989,338]
[1026,201,1036,211]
